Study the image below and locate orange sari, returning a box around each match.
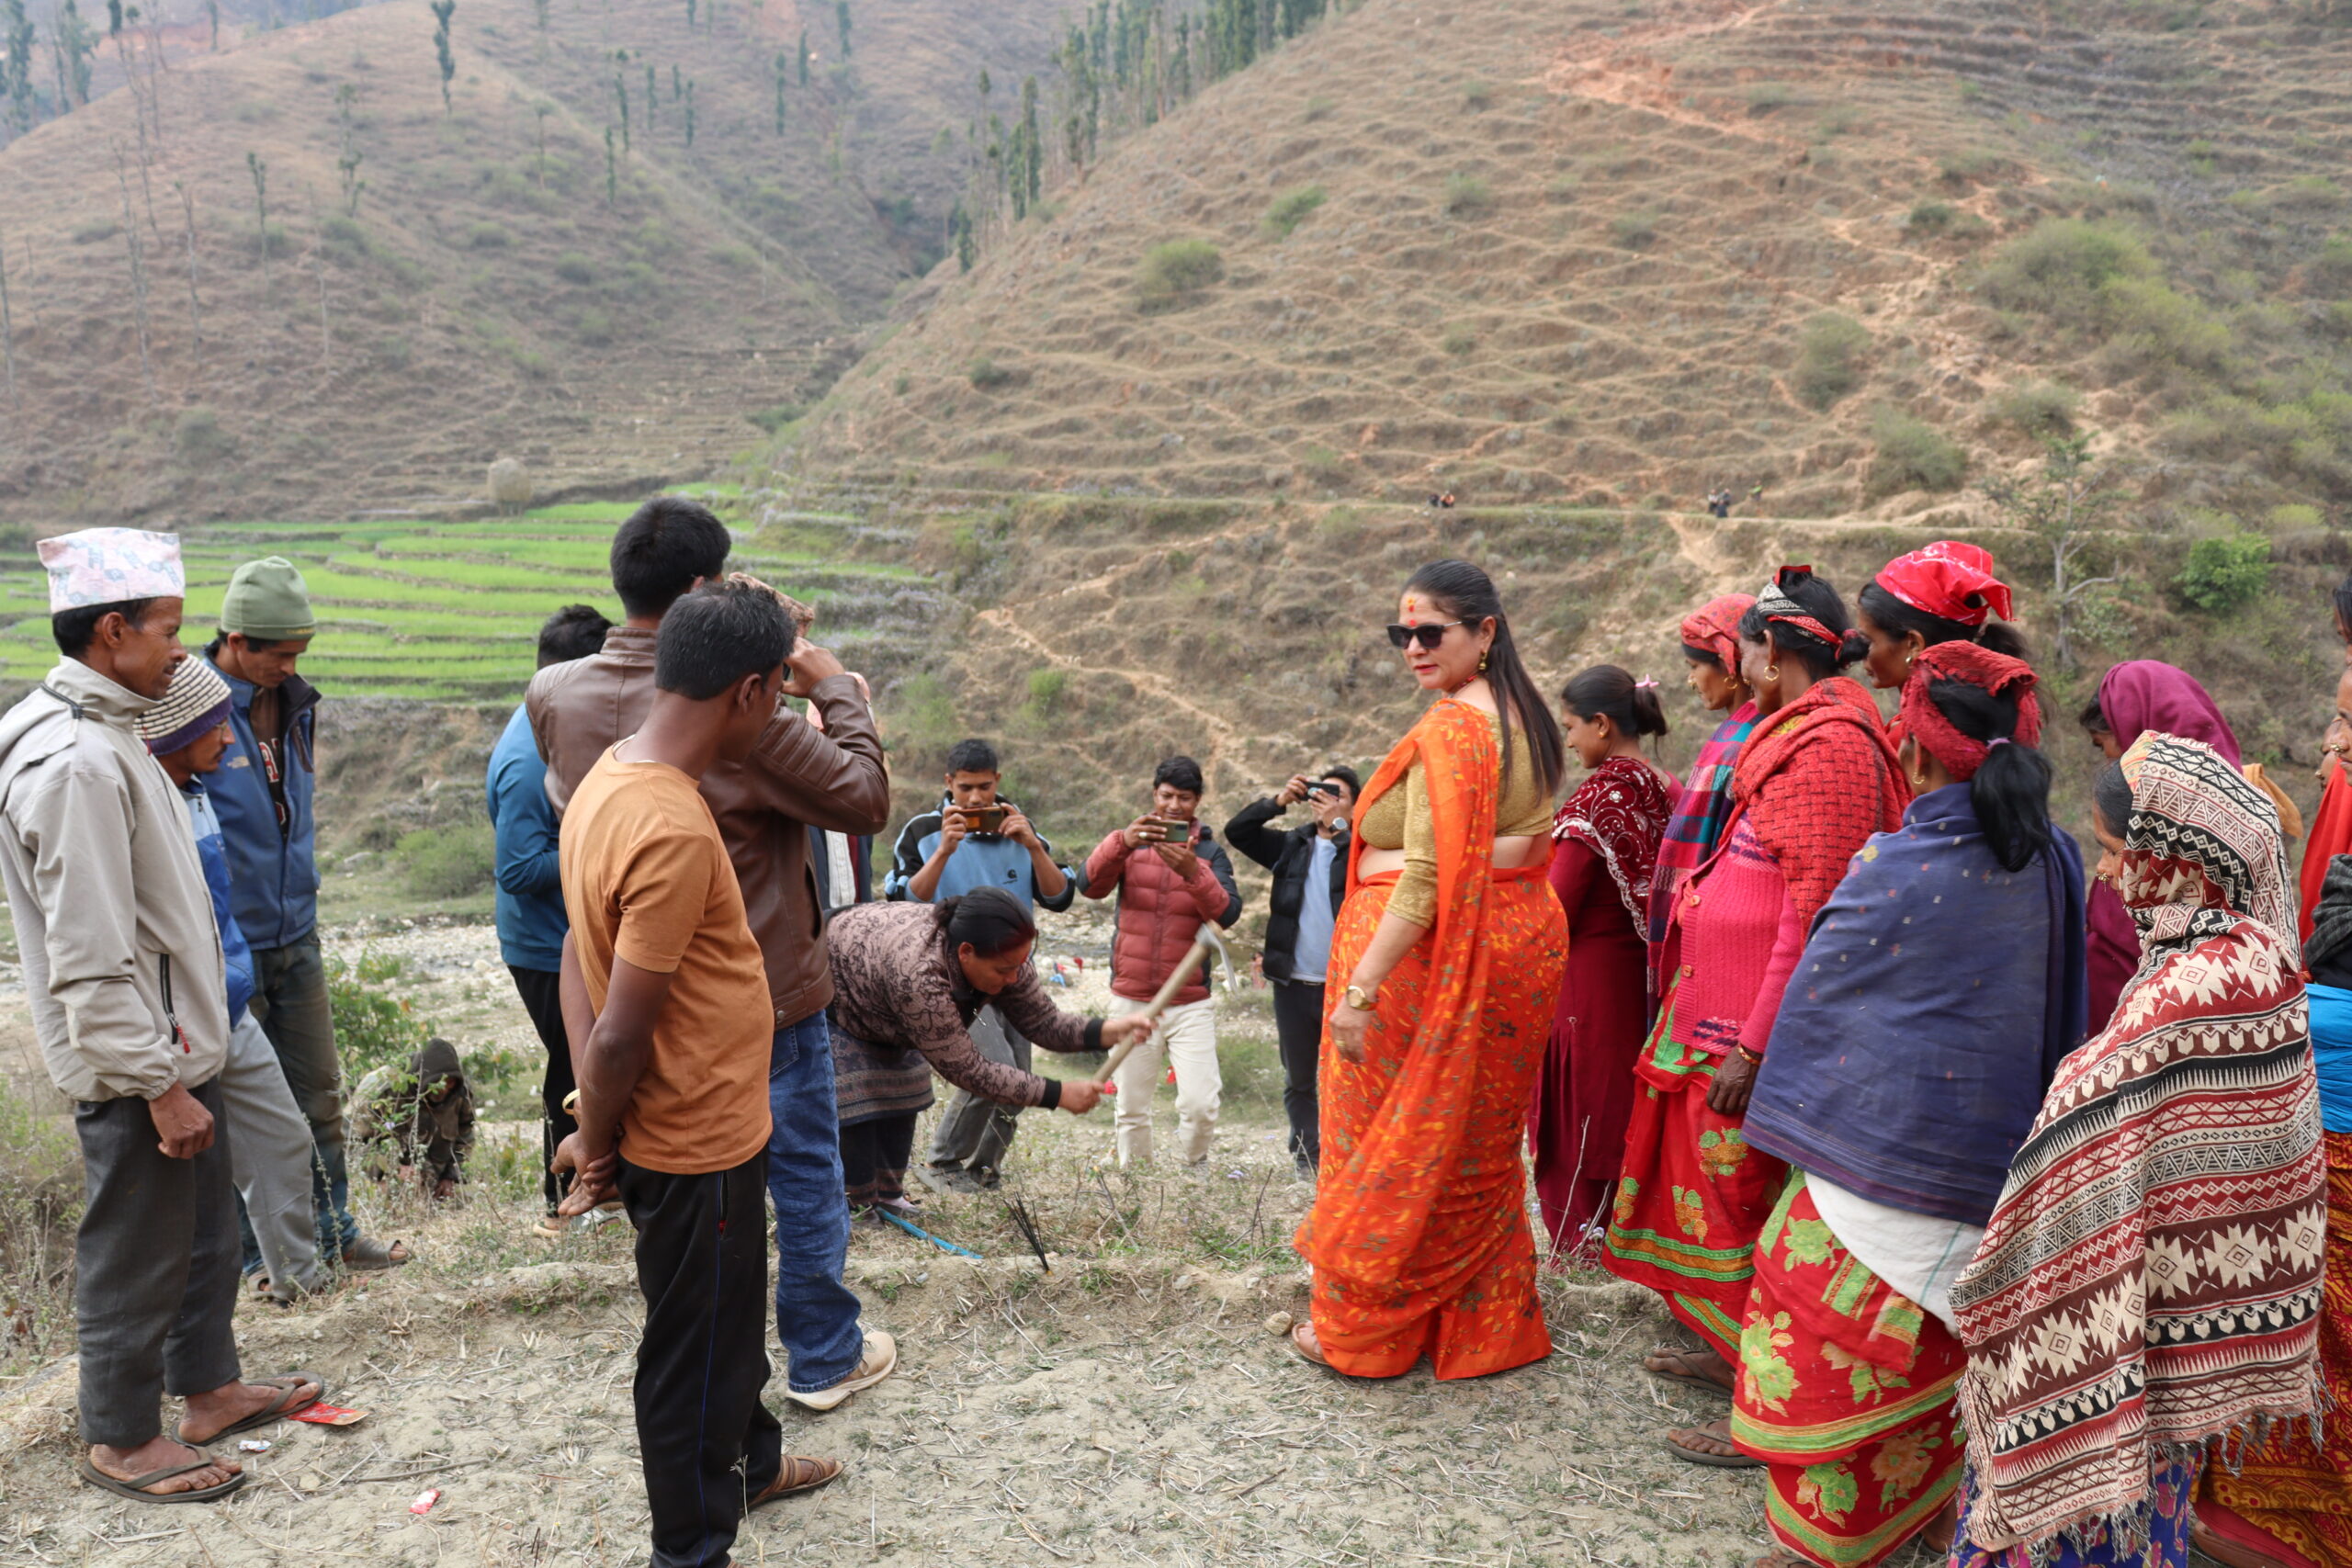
[1294,699,1568,1379]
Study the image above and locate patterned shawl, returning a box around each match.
[1647,701,1758,949]
[1554,754,1677,935]
[1951,735,2325,1554]
[1729,676,1908,929]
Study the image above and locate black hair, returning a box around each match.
[1402,559,1566,799]
[945,738,1001,775]
[652,580,792,700]
[1922,677,2055,873]
[1154,754,1206,795]
[610,496,731,618]
[1682,641,1728,672]
[2094,759,2135,843]
[1736,567,1868,679]
[2335,570,2352,643]
[53,597,158,657]
[1318,764,1362,797]
[934,885,1036,959]
[1562,664,1669,740]
[537,604,613,668]
[1858,580,2030,661]
[202,628,297,660]
[2078,695,2109,736]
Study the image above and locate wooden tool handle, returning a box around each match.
[1094,938,1213,1089]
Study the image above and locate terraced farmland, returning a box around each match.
[0,498,941,703]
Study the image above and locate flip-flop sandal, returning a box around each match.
[1288,1321,1329,1368]
[341,1237,411,1271]
[1664,1425,1763,1470]
[78,1446,249,1504]
[176,1372,328,1446]
[1645,1344,1736,1396]
[750,1455,841,1507]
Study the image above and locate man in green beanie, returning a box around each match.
[203,558,409,1274]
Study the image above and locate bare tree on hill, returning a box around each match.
[247,150,270,296]
[109,141,154,403]
[0,218,17,407]
[170,177,200,372]
[430,0,456,117]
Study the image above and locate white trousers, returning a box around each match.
[1107,996,1219,1167]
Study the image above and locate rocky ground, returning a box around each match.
[0,919,1970,1567]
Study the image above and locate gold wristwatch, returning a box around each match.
[1343,983,1378,1011]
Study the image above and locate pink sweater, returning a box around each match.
[1661,818,1805,1060]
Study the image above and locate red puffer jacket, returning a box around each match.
[1082,823,1243,1005]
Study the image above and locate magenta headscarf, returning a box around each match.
[2094,660,2241,765]
[2085,660,2243,1031]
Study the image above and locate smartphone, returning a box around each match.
[956,804,1012,837]
[1140,815,1192,842]
[1305,782,1338,800]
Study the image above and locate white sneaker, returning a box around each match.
[783,1330,899,1412]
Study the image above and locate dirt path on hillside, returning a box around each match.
[1538,0,1792,141]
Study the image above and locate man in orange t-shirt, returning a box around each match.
[553,581,840,1568]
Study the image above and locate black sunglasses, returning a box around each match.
[1385,620,1465,650]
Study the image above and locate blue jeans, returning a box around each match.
[766,1013,864,1393]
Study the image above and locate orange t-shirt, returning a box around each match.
[559,746,772,1175]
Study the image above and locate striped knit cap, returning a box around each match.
[137,658,234,757]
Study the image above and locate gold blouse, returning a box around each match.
[1356,710,1554,928]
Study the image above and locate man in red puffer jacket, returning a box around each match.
[1082,756,1242,1168]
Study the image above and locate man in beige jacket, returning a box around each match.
[0,529,320,1503]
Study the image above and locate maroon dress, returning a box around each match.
[1528,756,1676,1255]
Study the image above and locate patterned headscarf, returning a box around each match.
[1874,541,2013,628]
[1679,592,1755,677]
[1754,565,1842,653]
[1897,642,2041,782]
[2116,731,2296,955]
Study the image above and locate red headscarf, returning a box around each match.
[1874,541,2014,629]
[1898,642,2041,780]
[1679,592,1755,675]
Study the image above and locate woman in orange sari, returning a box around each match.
[1290,558,1569,1380]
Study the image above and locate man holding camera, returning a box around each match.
[1082,756,1243,1168]
[1224,767,1358,1177]
[885,739,1077,1192]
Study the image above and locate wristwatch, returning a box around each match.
[1343,983,1378,1012]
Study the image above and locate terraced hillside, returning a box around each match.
[0,0,1068,524]
[786,0,2352,525]
[0,494,945,701]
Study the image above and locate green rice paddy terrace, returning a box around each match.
[0,496,943,702]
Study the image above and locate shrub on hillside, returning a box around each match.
[173,407,237,466]
[1939,147,2007,183]
[398,823,495,898]
[326,950,427,1081]
[1441,325,1476,356]
[746,401,805,433]
[72,219,120,245]
[1794,313,1870,410]
[967,355,1015,389]
[1136,240,1225,309]
[468,223,513,250]
[321,216,371,256]
[1442,174,1494,218]
[1979,220,2155,327]
[2175,534,2272,614]
[1261,185,1327,240]
[574,308,615,346]
[1991,380,2080,435]
[1610,211,1659,248]
[2311,236,2352,294]
[1304,95,1335,121]
[552,251,597,284]
[1868,407,1967,495]
[1744,82,1797,114]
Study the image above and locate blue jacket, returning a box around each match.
[485,704,566,972]
[882,795,1077,910]
[203,658,320,952]
[182,782,256,1026]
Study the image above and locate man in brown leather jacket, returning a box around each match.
[529,496,898,1412]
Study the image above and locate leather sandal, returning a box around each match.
[1645,1343,1736,1395]
[78,1446,248,1505]
[750,1455,841,1507]
[1664,1417,1762,1469]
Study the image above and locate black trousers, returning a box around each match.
[74,1077,243,1447]
[839,1111,917,1208]
[620,1152,784,1568]
[509,965,577,1213]
[1270,979,1324,1168]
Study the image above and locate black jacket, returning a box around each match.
[1224,797,1350,984]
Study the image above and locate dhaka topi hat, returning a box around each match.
[137,657,234,757]
[37,528,186,614]
[219,557,316,640]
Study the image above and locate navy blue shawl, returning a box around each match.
[1742,783,2088,1226]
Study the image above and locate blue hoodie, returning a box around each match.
[201,658,320,952]
[182,781,257,1026]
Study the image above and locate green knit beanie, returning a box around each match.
[220,558,316,640]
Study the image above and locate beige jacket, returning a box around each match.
[0,660,230,1101]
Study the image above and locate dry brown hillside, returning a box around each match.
[786,0,2352,525]
[0,0,1067,522]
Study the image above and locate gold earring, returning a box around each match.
[1477,650,1490,673]
[1764,666,1781,682]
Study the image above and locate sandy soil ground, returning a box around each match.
[0,920,1964,1568]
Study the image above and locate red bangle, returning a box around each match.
[1735,1044,1763,1065]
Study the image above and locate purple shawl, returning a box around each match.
[1742,783,2089,1225]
